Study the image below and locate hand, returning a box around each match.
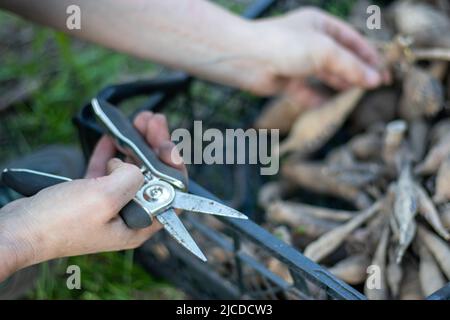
[245,7,389,104]
[0,1,386,110]
[0,112,184,281]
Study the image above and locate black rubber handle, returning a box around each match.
[92,98,187,189]
[1,169,69,197]
[120,201,152,229]
[1,168,151,229]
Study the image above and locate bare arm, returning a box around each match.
[0,0,387,281]
[0,112,183,282]
[0,235,18,281]
[0,0,385,97]
[0,0,270,93]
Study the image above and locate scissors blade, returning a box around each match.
[172,191,248,220]
[156,209,207,262]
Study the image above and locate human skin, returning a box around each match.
[0,112,184,282]
[1,0,387,102]
[0,0,387,281]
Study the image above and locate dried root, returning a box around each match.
[442,208,450,229]
[415,132,450,175]
[393,164,418,262]
[382,120,408,168]
[364,226,390,300]
[430,119,450,145]
[304,201,382,262]
[259,1,450,299]
[399,263,423,300]
[386,247,403,298]
[324,163,384,188]
[267,258,293,284]
[417,242,446,297]
[348,131,383,161]
[279,88,365,156]
[412,48,450,61]
[329,254,370,285]
[258,181,294,209]
[417,225,450,279]
[266,201,341,239]
[268,201,354,223]
[399,66,444,120]
[282,160,372,209]
[433,156,450,204]
[392,1,450,47]
[409,119,429,162]
[349,88,398,132]
[415,183,450,239]
[254,96,307,135]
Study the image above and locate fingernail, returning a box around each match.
[365,69,381,87]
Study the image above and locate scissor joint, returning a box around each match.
[134,178,175,218]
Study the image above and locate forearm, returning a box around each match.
[0,0,272,92]
[0,234,18,282]
[0,203,37,282]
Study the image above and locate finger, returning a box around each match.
[319,37,382,88]
[145,113,171,151]
[85,136,116,178]
[115,208,183,249]
[108,216,161,249]
[320,73,353,91]
[321,13,381,66]
[157,140,187,176]
[317,72,352,91]
[124,155,135,164]
[131,220,163,242]
[134,111,186,179]
[96,158,144,217]
[133,111,154,136]
[133,111,172,152]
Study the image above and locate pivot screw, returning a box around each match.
[145,186,164,201]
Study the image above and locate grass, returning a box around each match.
[31,254,184,300]
[2,24,158,146]
[306,0,356,17]
[0,0,356,300]
[0,11,178,300]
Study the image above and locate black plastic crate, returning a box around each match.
[73,0,450,300]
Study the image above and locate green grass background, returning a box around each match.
[0,0,355,299]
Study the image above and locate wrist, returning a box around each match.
[0,234,21,281]
[208,18,280,96]
[247,21,279,87]
[0,201,40,280]
[235,20,295,95]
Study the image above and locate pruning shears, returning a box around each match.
[1,98,247,261]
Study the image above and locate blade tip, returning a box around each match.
[234,213,248,220]
[196,252,207,262]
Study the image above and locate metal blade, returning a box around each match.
[156,209,207,262]
[172,191,248,220]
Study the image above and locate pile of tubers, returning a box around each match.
[255,0,450,300]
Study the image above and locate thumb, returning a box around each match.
[97,158,144,216]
